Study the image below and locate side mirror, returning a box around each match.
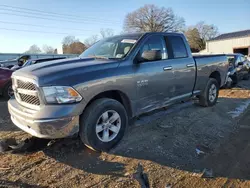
[140,50,162,62]
[238,61,244,66]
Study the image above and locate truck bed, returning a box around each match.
[193,54,228,93]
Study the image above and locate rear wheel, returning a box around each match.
[3,82,13,99]
[79,98,128,151]
[199,78,219,107]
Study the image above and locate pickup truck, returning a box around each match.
[8,32,228,151]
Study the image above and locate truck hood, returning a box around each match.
[13,57,120,86]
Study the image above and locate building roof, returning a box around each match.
[209,29,250,41]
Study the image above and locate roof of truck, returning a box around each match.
[116,32,184,38]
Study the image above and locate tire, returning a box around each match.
[3,82,13,100]
[199,78,219,107]
[79,98,128,152]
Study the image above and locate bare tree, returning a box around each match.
[25,45,41,54]
[43,45,55,54]
[185,21,219,52]
[84,35,99,47]
[196,21,219,41]
[62,36,79,46]
[100,28,114,38]
[123,4,185,33]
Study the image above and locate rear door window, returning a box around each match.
[168,36,188,58]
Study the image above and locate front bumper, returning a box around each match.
[8,98,81,139]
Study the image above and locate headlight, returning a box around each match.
[42,86,82,104]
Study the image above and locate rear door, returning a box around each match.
[165,35,196,100]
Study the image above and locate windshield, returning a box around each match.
[80,35,139,59]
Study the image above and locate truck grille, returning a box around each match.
[19,93,40,105]
[13,77,40,108]
[17,80,36,90]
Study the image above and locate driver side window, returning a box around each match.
[140,35,168,60]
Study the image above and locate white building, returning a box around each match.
[203,30,250,56]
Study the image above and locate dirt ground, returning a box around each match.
[1,80,250,188]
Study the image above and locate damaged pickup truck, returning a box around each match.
[8,32,228,151]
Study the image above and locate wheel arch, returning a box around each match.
[209,71,221,86]
[84,90,133,118]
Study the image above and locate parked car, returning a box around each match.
[8,32,228,151]
[11,57,66,71]
[0,55,31,69]
[0,68,13,99]
[226,53,250,85]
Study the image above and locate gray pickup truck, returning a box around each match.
[8,32,228,151]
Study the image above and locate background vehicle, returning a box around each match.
[0,55,30,69]
[11,57,66,71]
[227,53,250,85]
[8,32,228,151]
[0,54,77,69]
[0,68,13,99]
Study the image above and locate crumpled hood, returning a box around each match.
[13,57,120,86]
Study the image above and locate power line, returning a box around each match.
[0,12,117,26]
[0,27,85,36]
[0,20,92,32]
[0,8,121,24]
[0,4,121,23]
[0,11,119,26]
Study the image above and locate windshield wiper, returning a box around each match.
[90,55,110,60]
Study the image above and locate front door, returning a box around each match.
[134,34,176,114]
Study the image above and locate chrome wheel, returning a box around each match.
[209,84,217,102]
[95,110,121,142]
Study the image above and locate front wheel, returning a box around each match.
[199,78,219,107]
[79,98,128,152]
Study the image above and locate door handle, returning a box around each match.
[186,63,195,68]
[163,66,172,71]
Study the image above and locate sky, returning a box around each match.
[0,0,249,53]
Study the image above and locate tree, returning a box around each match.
[54,49,58,54]
[84,35,99,47]
[185,21,219,52]
[196,21,219,41]
[100,28,114,38]
[62,35,85,54]
[42,45,55,54]
[25,45,41,54]
[62,35,79,46]
[63,42,87,54]
[123,4,185,33]
[185,28,204,52]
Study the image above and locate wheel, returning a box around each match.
[199,78,219,107]
[79,98,128,152]
[3,82,13,99]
